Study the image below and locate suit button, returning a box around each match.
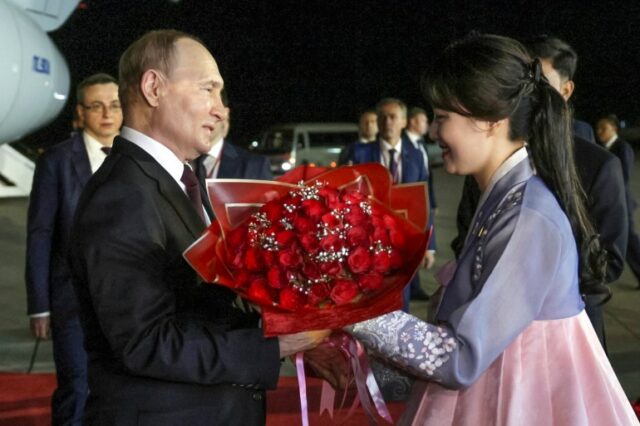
[252,392,263,401]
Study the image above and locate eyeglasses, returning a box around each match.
[81,102,122,114]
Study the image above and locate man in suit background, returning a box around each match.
[405,107,438,216]
[597,114,640,290]
[70,30,326,425]
[451,37,627,351]
[343,98,435,311]
[528,35,596,142]
[193,89,272,218]
[338,109,378,165]
[26,73,122,425]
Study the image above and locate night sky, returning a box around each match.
[21,0,640,151]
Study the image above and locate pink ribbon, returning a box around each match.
[296,332,393,425]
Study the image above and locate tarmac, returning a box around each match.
[0,164,638,399]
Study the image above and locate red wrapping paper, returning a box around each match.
[184,164,431,336]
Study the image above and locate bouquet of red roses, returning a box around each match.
[184,163,431,336]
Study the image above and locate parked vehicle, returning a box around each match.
[250,122,358,174]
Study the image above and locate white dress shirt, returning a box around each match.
[83,132,111,173]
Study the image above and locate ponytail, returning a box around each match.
[526,61,609,301]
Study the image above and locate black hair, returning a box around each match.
[598,113,620,130]
[422,33,608,300]
[407,106,428,121]
[76,73,118,105]
[526,35,578,81]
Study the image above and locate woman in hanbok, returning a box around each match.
[346,34,638,425]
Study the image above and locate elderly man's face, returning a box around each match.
[154,38,227,161]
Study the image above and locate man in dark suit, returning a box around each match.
[451,37,628,351]
[338,109,378,166]
[597,114,640,290]
[69,30,326,425]
[528,35,596,143]
[343,98,435,311]
[26,73,122,425]
[405,107,438,217]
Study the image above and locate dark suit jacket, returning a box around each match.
[26,133,92,324]
[194,141,272,219]
[452,137,628,284]
[607,136,636,214]
[70,137,280,425]
[574,119,596,143]
[343,136,436,249]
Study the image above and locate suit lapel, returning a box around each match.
[193,155,215,220]
[113,137,205,238]
[401,138,417,183]
[70,134,92,186]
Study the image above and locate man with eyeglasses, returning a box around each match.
[25,73,122,425]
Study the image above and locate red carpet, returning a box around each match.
[0,373,405,425]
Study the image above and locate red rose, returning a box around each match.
[226,226,246,249]
[279,287,306,310]
[262,199,284,222]
[276,230,297,248]
[279,249,303,268]
[231,269,252,288]
[389,229,406,249]
[345,206,368,226]
[318,187,339,205]
[267,266,287,289]
[372,251,392,273]
[247,278,272,305]
[347,246,372,274]
[294,216,315,234]
[320,234,343,251]
[308,283,330,305]
[303,261,321,280]
[321,212,340,227]
[372,226,390,245]
[330,279,359,305]
[358,273,384,291]
[320,260,342,275]
[263,250,277,267]
[301,199,327,219]
[347,226,369,247]
[300,233,319,253]
[245,247,264,271]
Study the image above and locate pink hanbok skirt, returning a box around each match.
[400,311,638,425]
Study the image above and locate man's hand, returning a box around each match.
[30,316,50,340]
[304,343,352,390]
[422,250,436,270]
[278,329,331,358]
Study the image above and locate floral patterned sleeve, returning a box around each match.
[346,310,457,384]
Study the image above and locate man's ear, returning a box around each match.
[140,69,165,107]
[76,104,86,123]
[561,79,575,101]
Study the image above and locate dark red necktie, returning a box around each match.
[388,148,399,183]
[180,164,205,223]
[101,147,111,155]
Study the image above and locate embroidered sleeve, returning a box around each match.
[347,311,457,382]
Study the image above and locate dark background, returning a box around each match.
[19,0,640,152]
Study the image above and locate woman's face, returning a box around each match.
[429,108,495,177]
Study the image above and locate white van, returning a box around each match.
[250,122,358,174]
